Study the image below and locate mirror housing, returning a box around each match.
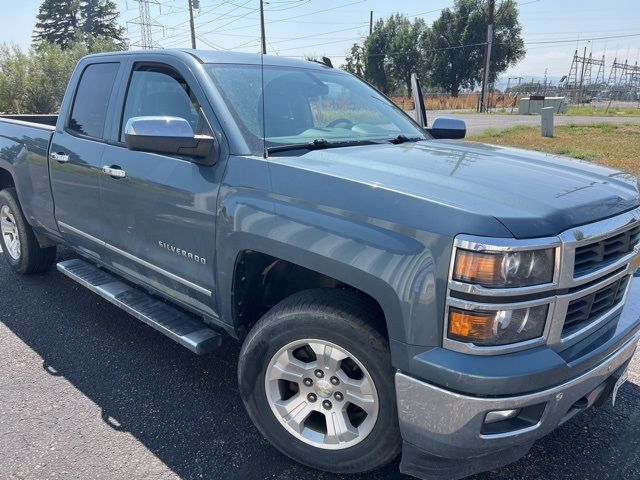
[427,116,466,139]
[124,116,217,164]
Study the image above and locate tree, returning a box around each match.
[80,0,126,48]
[387,15,426,95]
[422,0,524,96]
[343,44,364,78]
[345,15,427,95]
[0,45,30,113]
[33,0,81,49]
[0,40,125,114]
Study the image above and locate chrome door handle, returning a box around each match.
[50,152,70,163]
[102,166,127,178]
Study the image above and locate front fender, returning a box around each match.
[216,182,453,349]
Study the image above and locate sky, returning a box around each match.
[3,0,640,83]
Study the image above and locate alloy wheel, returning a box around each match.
[0,205,20,260]
[265,338,379,450]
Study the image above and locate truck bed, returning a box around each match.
[0,115,58,129]
[0,115,58,236]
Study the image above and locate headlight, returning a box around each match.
[453,248,555,288]
[448,305,548,346]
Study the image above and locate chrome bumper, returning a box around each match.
[396,309,639,459]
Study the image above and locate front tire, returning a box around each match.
[238,289,401,474]
[0,188,56,274]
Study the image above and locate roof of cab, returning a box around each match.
[82,49,334,70]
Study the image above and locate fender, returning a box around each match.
[215,160,453,348]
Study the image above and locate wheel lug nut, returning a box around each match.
[307,393,317,402]
[330,376,340,385]
[334,392,343,401]
[314,369,324,379]
[303,378,313,387]
[322,400,332,410]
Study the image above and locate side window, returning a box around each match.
[68,63,119,139]
[120,66,209,141]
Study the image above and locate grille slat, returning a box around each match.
[573,225,640,276]
[563,276,630,335]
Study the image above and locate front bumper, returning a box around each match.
[395,280,640,479]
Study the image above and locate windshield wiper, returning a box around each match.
[267,138,379,156]
[388,135,424,145]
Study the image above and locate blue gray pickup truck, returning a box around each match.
[1,50,639,479]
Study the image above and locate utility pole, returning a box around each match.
[369,11,373,35]
[188,0,196,49]
[260,0,267,54]
[479,0,495,113]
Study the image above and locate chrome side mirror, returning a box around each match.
[124,116,217,163]
[428,117,466,140]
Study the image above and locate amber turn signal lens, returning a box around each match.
[448,305,549,346]
[448,309,496,342]
[453,250,501,285]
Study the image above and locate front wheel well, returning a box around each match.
[0,169,15,190]
[232,250,387,339]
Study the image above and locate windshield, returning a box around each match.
[205,63,427,155]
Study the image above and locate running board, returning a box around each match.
[57,259,222,354]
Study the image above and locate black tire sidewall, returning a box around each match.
[238,293,400,473]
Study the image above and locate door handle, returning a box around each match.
[50,152,70,163]
[102,166,127,178]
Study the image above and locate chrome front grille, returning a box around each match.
[563,275,630,337]
[574,225,640,277]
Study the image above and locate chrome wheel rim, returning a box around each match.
[0,205,20,260]
[265,339,379,450]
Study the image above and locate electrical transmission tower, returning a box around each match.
[128,0,163,49]
[606,58,640,100]
[565,48,606,102]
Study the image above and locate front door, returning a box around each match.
[49,61,120,258]
[99,62,221,316]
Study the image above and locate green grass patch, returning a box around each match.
[469,123,640,175]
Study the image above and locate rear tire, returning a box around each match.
[0,188,56,274]
[238,289,401,474]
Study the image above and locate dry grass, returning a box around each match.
[470,123,640,176]
[392,93,519,111]
[566,105,640,117]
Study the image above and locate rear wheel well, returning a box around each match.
[232,250,387,338]
[0,169,15,190]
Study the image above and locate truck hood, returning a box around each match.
[269,140,639,238]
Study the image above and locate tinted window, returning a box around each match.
[68,63,118,138]
[120,66,208,141]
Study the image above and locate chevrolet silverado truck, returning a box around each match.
[1,50,639,480]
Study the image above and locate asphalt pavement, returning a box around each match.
[1,249,639,480]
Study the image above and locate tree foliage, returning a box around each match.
[0,40,123,114]
[33,0,126,50]
[342,1,525,97]
[80,0,126,49]
[33,0,81,49]
[344,14,425,95]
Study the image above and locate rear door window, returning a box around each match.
[67,62,119,139]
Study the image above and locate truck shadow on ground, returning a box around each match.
[1,251,639,480]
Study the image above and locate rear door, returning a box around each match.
[99,60,222,317]
[50,61,121,258]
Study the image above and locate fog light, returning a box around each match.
[484,408,521,424]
